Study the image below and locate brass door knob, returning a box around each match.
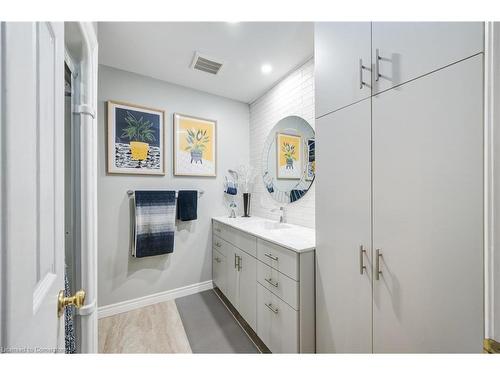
[57,289,86,317]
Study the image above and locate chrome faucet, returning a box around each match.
[272,206,287,223]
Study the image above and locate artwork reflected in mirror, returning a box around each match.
[277,133,302,180]
[262,116,315,204]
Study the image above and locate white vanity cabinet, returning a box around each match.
[212,233,257,329]
[212,218,315,353]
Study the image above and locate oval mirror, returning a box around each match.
[261,115,315,204]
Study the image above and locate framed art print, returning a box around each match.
[173,113,217,177]
[107,101,165,175]
[276,132,302,179]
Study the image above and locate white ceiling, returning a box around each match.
[98,22,313,103]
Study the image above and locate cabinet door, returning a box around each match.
[225,244,239,308]
[315,98,372,353]
[236,249,257,330]
[372,22,483,93]
[257,283,299,353]
[213,249,227,295]
[372,55,484,353]
[315,22,371,117]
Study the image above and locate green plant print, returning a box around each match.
[184,128,210,163]
[282,142,296,169]
[120,111,156,143]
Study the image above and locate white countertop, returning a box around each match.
[212,216,315,253]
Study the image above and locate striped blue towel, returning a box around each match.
[133,190,176,258]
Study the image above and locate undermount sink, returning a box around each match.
[263,221,293,230]
[248,219,293,230]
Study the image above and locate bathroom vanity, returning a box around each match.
[212,216,315,353]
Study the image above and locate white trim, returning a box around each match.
[0,21,4,349]
[98,281,214,319]
[485,21,500,343]
[64,21,99,354]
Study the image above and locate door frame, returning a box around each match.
[485,21,500,350]
[67,22,99,353]
[0,22,4,351]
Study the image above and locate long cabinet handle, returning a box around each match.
[234,254,238,269]
[375,48,381,82]
[264,253,279,261]
[375,249,382,280]
[265,277,279,288]
[359,245,367,275]
[238,256,242,271]
[359,58,366,89]
[265,302,279,314]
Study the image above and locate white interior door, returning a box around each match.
[315,98,373,353]
[372,22,483,94]
[372,55,484,353]
[1,22,65,352]
[315,22,371,117]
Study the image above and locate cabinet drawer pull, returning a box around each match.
[264,253,279,261]
[215,242,222,247]
[376,249,382,280]
[214,257,221,263]
[359,245,367,275]
[265,302,279,314]
[359,58,366,89]
[375,48,381,82]
[214,227,221,233]
[265,277,279,288]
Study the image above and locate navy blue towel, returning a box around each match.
[133,190,176,258]
[177,190,198,221]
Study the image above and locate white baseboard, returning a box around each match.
[98,280,214,319]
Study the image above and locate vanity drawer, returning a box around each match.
[212,235,230,257]
[257,239,299,281]
[213,249,227,296]
[257,261,299,310]
[213,220,257,257]
[257,283,299,353]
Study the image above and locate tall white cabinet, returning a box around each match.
[315,22,484,353]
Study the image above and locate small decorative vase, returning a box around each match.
[243,193,251,217]
[190,150,203,164]
[286,158,293,169]
[129,141,149,161]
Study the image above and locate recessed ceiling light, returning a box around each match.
[261,64,272,74]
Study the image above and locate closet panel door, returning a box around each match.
[315,22,371,117]
[315,98,372,353]
[372,22,483,94]
[372,55,484,353]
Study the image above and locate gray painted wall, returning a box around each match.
[98,65,249,307]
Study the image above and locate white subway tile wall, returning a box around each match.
[249,59,315,228]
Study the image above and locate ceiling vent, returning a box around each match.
[191,52,223,75]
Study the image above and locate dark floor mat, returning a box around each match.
[175,289,259,353]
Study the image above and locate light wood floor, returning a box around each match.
[98,300,192,353]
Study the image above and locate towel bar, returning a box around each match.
[126,189,204,198]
